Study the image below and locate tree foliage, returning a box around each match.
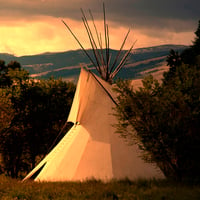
[180,20,200,66]
[0,61,75,178]
[114,20,200,181]
[0,60,29,88]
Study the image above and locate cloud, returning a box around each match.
[0,0,199,55]
[0,17,70,56]
[0,0,199,31]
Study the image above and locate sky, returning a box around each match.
[0,0,199,56]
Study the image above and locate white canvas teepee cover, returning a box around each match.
[23,68,164,182]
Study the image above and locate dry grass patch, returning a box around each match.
[1,175,200,200]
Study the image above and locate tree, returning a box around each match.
[181,20,200,65]
[114,20,200,181]
[0,89,14,133]
[114,64,200,181]
[166,49,182,69]
[0,60,10,87]
[19,78,75,170]
[165,49,182,83]
[193,20,200,53]
[0,60,29,88]
[0,60,75,178]
[0,61,29,177]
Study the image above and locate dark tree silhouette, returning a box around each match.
[114,20,200,181]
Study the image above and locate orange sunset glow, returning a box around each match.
[0,0,199,56]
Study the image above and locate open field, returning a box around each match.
[0,175,200,200]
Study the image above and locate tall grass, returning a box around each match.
[0,175,200,200]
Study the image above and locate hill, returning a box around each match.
[0,44,187,81]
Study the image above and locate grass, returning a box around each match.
[0,175,200,200]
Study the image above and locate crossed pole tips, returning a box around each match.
[62,3,136,84]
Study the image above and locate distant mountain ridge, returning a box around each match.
[0,44,187,81]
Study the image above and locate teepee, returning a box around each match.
[23,4,164,182]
